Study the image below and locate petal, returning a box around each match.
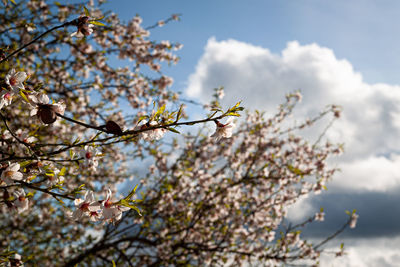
[38,94,49,104]
[15,72,27,82]
[106,189,112,200]
[7,69,16,76]
[30,108,38,116]
[12,172,23,181]
[9,163,20,172]
[88,203,101,211]
[74,198,83,206]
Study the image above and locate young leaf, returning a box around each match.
[83,6,90,17]
[124,184,139,201]
[167,127,180,134]
[89,21,105,26]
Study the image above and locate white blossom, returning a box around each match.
[80,145,100,171]
[0,90,14,110]
[101,189,129,223]
[13,189,29,213]
[211,117,235,141]
[71,190,100,221]
[349,213,359,228]
[315,212,325,222]
[139,120,166,141]
[1,163,23,185]
[5,69,27,92]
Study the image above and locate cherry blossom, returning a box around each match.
[71,190,100,221]
[139,120,167,141]
[71,16,94,38]
[7,253,24,267]
[13,189,29,214]
[0,90,13,110]
[350,213,359,228]
[15,129,36,144]
[315,211,325,221]
[1,163,24,185]
[30,93,66,124]
[4,69,27,92]
[101,189,129,223]
[211,117,235,141]
[80,145,100,171]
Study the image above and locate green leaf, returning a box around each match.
[112,260,116,267]
[89,21,105,26]
[154,104,166,120]
[175,104,184,122]
[119,199,142,216]
[59,167,66,176]
[137,115,149,124]
[124,184,139,201]
[10,0,16,4]
[83,6,90,17]
[94,15,105,21]
[19,91,29,103]
[232,101,242,109]
[167,127,180,134]
[225,112,241,117]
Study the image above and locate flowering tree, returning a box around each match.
[0,0,358,266]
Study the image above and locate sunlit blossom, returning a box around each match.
[5,69,27,92]
[71,190,100,221]
[138,120,167,141]
[71,16,94,38]
[211,117,235,141]
[0,90,14,110]
[80,145,100,171]
[1,162,23,185]
[101,189,129,223]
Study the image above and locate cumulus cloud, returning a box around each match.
[185,37,400,192]
[320,236,400,267]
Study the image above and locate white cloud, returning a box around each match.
[332,154,400,192]
[185,37,400,192]
[320,236,400,267]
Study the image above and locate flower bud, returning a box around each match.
[105,120,123,135]
[37,104,57,124]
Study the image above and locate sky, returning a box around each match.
[103,1,400,266]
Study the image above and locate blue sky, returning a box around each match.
[106,0,400,87]
[101,1,400,266]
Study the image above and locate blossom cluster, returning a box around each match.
[70,189,129,224]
